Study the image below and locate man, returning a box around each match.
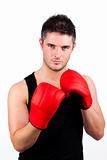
[8,14,105,160]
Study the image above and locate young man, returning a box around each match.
[8,14,105,160]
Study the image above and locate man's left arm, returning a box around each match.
[81,75,105,140]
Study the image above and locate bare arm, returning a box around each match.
[8,80,41,152]
[81,75,105,140]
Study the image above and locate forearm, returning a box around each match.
[11,122,41,152]
[81,106,105,140]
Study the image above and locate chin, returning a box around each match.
[50,66,65,72]
[46,61,66,72]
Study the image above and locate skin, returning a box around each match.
[8,32,105,152]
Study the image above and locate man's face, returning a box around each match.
[39,32,75,71]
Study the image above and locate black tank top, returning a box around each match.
[18,72,84,160]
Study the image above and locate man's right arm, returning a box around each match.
[8,80,41,152]
[8,80,65,153]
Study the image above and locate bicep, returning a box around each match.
[8,82,29,136]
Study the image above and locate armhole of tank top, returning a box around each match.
[24,72,37,112]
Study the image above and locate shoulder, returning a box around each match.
[82,75,97,99]
[82,75,96,89]
[8,80,27,94]
[8,80,28,104]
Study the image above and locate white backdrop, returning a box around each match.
[0,0,107,159]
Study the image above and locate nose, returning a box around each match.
[54,47,62,58]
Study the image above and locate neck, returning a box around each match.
[42,63,66,78]
[35,63,67,88]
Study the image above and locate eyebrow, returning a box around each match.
[47,43,70,47]
[61,45,70,48]
[47,43,55,45]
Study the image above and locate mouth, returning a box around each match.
[53,61,61,63]
[52,61,62,65]
[52,59,62,63]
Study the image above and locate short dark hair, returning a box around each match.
[41,14,76,41]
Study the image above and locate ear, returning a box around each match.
[72,41,76,50]
[39,38,44,49]
[72,41,76,51]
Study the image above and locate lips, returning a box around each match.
[53,61,61,63]
[52,59,62,63]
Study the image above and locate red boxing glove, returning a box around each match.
[29,82,65,129]
[60,69,92,109]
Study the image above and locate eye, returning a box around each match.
[47,43,55,49]
[62,46,70,51]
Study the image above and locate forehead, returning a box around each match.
[44,32,73,45]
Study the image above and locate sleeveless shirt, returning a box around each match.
[18,72,84,160]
